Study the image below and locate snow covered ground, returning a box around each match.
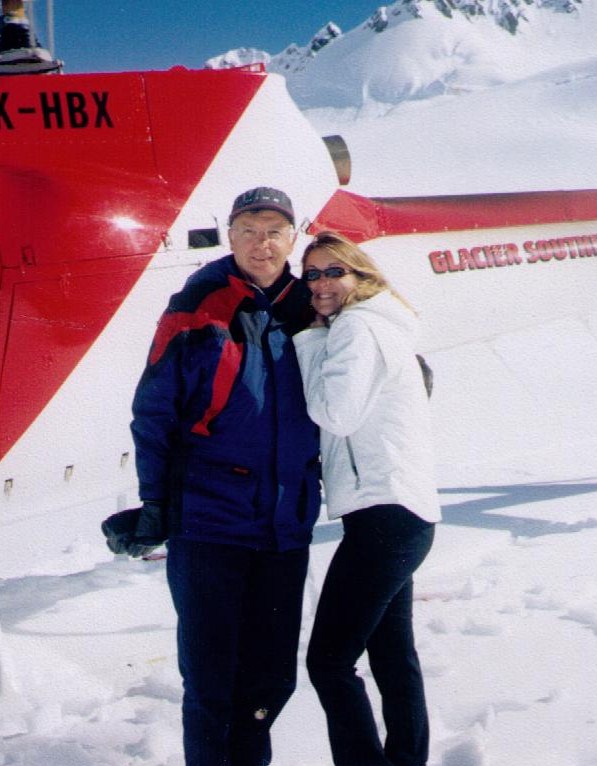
[2,3,597,765]
[2,391,597,765]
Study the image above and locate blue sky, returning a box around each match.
[30,1,375,73]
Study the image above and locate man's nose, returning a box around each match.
[254,231,272,244]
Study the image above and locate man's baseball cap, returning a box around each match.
[229,187,295,226]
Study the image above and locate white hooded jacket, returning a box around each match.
[293,290,441,523]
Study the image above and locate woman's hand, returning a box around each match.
[310,313,329,328]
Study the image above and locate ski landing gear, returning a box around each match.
[0,48,63,76]
[0,47,63,75]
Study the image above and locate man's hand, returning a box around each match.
[101,501,167,558]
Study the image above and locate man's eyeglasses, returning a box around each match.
[231,225,293,243]
[303,266,353,282]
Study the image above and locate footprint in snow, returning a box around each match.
[460,618,503,636]
[441,735,486,766]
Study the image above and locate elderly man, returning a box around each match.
[108,187,320,765]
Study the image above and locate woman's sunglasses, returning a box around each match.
[303,266,353,282]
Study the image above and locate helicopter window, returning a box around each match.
[188,228,220,249]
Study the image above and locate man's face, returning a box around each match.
[229,210,295,288]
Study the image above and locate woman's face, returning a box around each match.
[303,247,358,317]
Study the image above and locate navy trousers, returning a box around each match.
[167,539,309,766]
[307,505,435,766]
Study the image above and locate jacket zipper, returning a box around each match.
[346,437,361,489]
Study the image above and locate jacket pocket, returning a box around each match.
[296,456,322,525]
[183,458,258,525]
[345,437,361,490]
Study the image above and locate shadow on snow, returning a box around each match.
[314,479,597,544]
[3,479,596,631]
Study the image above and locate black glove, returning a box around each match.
[101,501,167,558]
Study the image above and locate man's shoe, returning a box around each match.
[0,20,36,51]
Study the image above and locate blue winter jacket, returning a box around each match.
[131,255,320,551]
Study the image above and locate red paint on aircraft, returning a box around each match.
[2,66,597,465]
[0,68,264,459]
[310,188,597,242]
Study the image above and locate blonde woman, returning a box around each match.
[293,231,441,766]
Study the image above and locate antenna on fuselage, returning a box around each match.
[46,0,54,59]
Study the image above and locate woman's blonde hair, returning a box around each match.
[301,230,414,311]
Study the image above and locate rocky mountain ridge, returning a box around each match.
[204,0,581,74]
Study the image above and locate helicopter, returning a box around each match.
[1,1,596,529]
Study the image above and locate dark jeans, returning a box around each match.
[167,538,309,766]
[307,505,435,766]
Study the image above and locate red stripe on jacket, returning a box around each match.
[148,275,254,434]
[149,275,254,365]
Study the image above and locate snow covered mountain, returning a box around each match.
[205,0,595,110]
